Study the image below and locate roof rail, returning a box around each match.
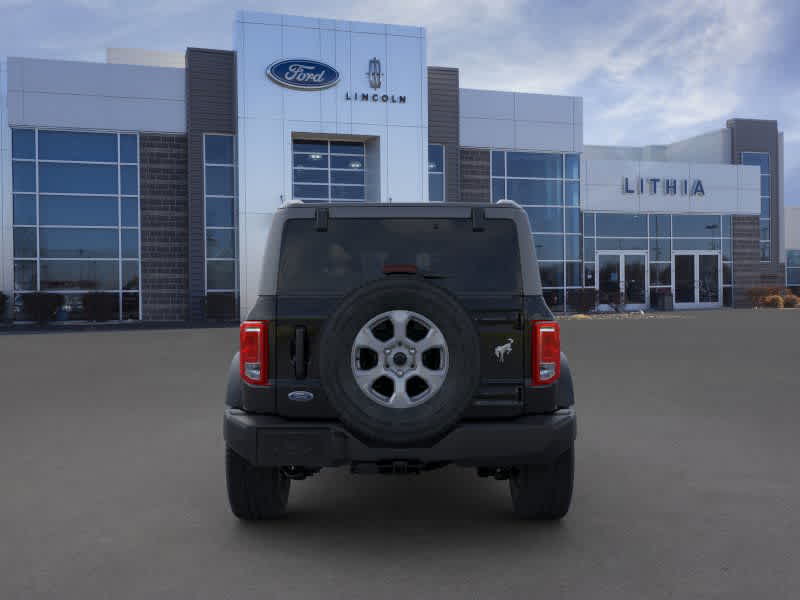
[281,198,304,208]
[496,199,522,208]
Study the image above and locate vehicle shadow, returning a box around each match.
[228,465,572,556]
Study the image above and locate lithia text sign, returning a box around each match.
[623,177,705,196]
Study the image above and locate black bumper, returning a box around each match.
[224,408,576,468]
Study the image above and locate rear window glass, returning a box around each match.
[278,218,521,294]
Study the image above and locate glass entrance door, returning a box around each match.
[698,254,720,303]
[596,252,648,310]
[597,254,621,306]
[624,254,647,305]
[672,252,721,309]
[674,254,695,304]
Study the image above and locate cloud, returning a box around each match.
[593,0,776,136]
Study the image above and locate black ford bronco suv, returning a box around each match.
[224,201,576,520]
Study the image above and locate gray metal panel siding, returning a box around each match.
[6,57,186,133]
[427,67,460,202]
[727,119,782,275]
[186,48,237,321]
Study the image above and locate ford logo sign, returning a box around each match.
[267,59,340,90]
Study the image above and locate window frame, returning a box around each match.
[787,250,800,287]
[582,212,734,305]
[490,150,582,312]
[203,133,239,295]
[428,143,445,202]
[11,127,141,320]
[291,139,366,203]
[741,151,771,262]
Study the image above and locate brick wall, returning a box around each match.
[732,216,760,307]
[732,215,787,307]
[428,67,460,202]
[460,148,490,203]
[139,134,189,321]
[186,48,237,321]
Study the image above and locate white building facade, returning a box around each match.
[234,13,429,310]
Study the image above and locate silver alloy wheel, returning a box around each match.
[351,310,449,409]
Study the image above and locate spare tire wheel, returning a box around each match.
[319,277,480,446]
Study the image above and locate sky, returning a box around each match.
[1,0,798,205]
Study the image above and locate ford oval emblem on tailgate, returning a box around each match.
[288,390,315,402]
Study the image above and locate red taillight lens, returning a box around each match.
[240,320,269,386]
[531,320,560,386]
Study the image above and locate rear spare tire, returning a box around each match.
[319,277,480,446]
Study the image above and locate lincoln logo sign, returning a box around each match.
[266,59,340,90]
[367,57,382,89]
[622,177,705,196]
[344,57,406,104]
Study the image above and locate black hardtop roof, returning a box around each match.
[276,201,529,221]
[278,201,525,213]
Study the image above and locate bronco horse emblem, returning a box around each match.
[494,338,514,363]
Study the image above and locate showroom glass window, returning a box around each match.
[204,134,238,316]
[742,152,770,261]
[11,129,140,320]
[582,212,734,307]
[428,144,445,202]
[787,250,800,289]
[292,140,365,202]
[491,150,580,311]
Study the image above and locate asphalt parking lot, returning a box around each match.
[1,309,799,599]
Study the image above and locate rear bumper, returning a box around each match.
[224,408,576,468]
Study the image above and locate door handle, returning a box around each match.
[293,326,307,379]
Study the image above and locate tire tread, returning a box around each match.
[510,447,574,520]
[226,447,290,520]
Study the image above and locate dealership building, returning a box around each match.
[0,10,795,321]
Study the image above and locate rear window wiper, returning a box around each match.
[421,271,449,279]
[382,264,449,279]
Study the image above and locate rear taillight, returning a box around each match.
[531,320,560,386]
[240,320,269,386]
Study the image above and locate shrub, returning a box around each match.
[21,292,65,324]
[0,292,7,322]
[782,294,799,308]
[83,292,118,322]
[746,287,788,307]
[762,295,784,309]
[746,287,768,307]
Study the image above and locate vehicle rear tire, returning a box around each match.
[225,447,290,520]
[509,446,574,520]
